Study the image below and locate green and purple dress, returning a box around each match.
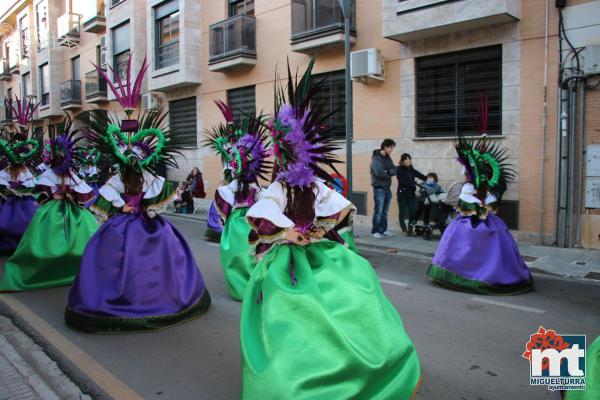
[565,335,600,400]
[242,180,421,399]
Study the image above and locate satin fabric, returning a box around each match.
[429,213,533,292]
[241,240,421,400]
[566,336,600,400]
[0,200,98,291]
[67,214,208,321]
[205,201,223,240]
[220,207,255,301]
[0,196,38,254]
[340,229,359,254]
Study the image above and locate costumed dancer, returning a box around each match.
[0,122,98,291]
[205,101,270,301]
[565,335,599,400]
[204,200,223,241]
[76,146,102,208]
[65,56,210,333]
[426,134,533,294]
[0,96,40,255]
[240,59,421,399]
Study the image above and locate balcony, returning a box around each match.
[382,0,520,42]
[208,15,256,72]
[83,2,106,34]
[60,80,82,109]
[57,13,81,47]
[0,61,10,81]
[291,0,356,53]
[85,70,107,103]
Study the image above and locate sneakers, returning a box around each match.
[371,233,383,239]
[383,231,394,236]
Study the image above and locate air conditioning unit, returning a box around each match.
[141,93,160,111]
[351,48,384,82]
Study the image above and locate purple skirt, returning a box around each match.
[0,196,38,254]
[204,201,222,241]
[83,183,99,209]
[427,214,533,294]
[66,213,210,333]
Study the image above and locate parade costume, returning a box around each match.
[0,97,40,255]
[427,135,533,294]
[76,146,103,208]
[205,101,271,301]
[66,57,210,333]
[565,335,600,400]
[0,125,98,292]
[240,60,421,399]
[204,200,223,241]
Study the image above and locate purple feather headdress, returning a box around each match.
[6,95,39,130]
[47,122,83,178]
[270,58,342,188]
[93,53,148,116]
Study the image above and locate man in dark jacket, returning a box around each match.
[370,139,396,238]
[396,153,427,235]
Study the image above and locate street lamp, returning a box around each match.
[338,0,353,198]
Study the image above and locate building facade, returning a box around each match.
[0,0,599,249]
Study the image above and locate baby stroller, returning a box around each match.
[413,184,454,240]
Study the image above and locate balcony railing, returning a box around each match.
[60,80,82,108]
[209,15,256,65]
[291,0,355,38]
[57,13,81,42]
[0,61,10,80]
[85,70,107,101]
[83,1,107,33]
[156,41,179,70]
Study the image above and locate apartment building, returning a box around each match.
[0,0,599,249]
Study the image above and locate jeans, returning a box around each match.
[397,193,417,230]
[372,187,392,234]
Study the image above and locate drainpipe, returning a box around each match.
[539,0,550,245]
[567,80,577,247]
[575,83,585,247]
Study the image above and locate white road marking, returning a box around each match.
[470,297,545,314]
[379,278,410,287]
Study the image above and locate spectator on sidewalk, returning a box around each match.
[187,167,207,199]
[414,172,444,227]
[396,153,427,236]
[370,139,396,238]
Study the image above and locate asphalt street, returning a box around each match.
[1,215,599,400]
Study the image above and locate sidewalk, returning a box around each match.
[167,208,600,282]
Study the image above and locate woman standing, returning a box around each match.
[1,125,98,291]
[206,101,270,301]
[240,60,421,399]
[396,153,427,235]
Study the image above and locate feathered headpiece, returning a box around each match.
[0,136,40,168]
[6,95,39,132]
[93,53,148,132]
[204,101,271,184]
[86,109,182,176]
[270,58,341,188]
[75,146,101,168]
[455,135,515,202]
[45,119,84,178]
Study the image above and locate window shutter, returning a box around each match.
[169,97,198,148]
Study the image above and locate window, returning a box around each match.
[111,0,126,7]
[312,70,345,139]
[20,15,30,59]
[291,0,352,36]
[154,0,180,69]
[111,22,130,80]
[416,45,502,137]
[36,1,48,51]
[22,72,31,97]
[71,56,80,80]
[5,88,13,120]
[39,63,49,106]
[229,0,254,16]
[169,97,197,148]
[227,86,255,120]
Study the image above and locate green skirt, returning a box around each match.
[220,207,255,301]
[566,335,600,400]
[0,199,98,292]
[241,240,421,400]
[340,229,360,254]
